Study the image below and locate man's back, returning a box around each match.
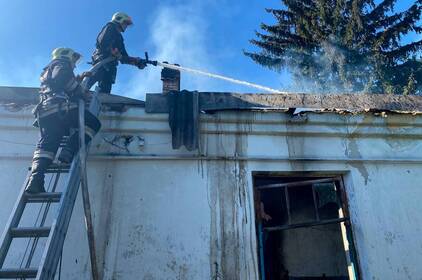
[40,58,77,97]
[92,22,127,64]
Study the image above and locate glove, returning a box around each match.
[128,57,147,69]
[81,71,92,78]
[136,59,147,69]
[76,71,92,82]
[70,85,91,102]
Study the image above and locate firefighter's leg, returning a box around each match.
[25,151,54,193]
[58,109,101,163]
[84,66,104,91]
[97,66,116,94]
[26,114,67,193]
[98,80,112,94]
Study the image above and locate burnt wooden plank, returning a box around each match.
[146,92,422,113]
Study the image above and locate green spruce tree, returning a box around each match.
[246,0,422,94]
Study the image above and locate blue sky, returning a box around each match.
[0,0,420,99]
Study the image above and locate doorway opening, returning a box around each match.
[253,173,360,280]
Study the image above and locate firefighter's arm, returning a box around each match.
[69,83,92,102]
[117,38,146,69]
[74,72,93,102]
[54,66,88,100]
[120,56,147,69]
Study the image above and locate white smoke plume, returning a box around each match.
[122,3,220,100]
[0,57,46,87]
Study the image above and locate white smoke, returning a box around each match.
[0,56,46,87]
[123,3,219,99]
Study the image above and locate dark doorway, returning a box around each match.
[253,173,360,280]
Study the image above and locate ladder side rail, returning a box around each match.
[24,170,63,269]
[36,158,81,279]
[79,100,100,280]
[0,268,38,278]
[0,174,31,267]
[37,83,102,279]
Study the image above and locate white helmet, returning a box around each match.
[51,47,82,65]
[111,12,133,28]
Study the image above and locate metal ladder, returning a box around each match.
[0,58,112,279]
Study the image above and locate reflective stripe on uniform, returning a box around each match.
[51,92,67,99]
[85,126,96,139]
[38,103,78,119]
[34,150,55,160]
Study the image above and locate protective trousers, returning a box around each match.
[85,63,117,94]
[26,104,101,193]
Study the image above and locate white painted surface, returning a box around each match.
[1,104,422,279]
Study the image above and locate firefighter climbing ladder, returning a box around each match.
[0,52,286,279]
[0,57,114,279]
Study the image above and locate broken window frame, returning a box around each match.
[257,177,347,231]
[253,174,361,280]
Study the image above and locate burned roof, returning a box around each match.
[146,91,422,114]
[2,86,422,114]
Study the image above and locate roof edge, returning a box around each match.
[0,86,145,109]
[146,92,422,114]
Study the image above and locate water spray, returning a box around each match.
[141,52,287,94]
[157,62,287,94]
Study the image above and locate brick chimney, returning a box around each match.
[161,62,181,94]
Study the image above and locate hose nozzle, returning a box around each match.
[143,52,157,66]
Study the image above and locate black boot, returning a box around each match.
[25,158,51,194]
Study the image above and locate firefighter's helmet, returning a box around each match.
[51,48,82,65]
[111,12,133,28]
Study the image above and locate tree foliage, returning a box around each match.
[246,0,422,94]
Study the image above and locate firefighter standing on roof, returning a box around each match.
[86,12,147,94]
[26,48,101,194]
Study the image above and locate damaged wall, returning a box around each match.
[1,101,422,279]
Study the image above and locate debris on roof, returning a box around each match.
[3,86,422,115]
[146,91,422,114]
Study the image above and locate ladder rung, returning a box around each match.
[45,168,70,174]
[10,227,51,238]
[0,268,38,278]
[28,164,71,173]
[25,192,62,203]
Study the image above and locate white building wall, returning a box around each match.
[1,104,422,279]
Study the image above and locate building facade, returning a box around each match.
[1,87,422,279]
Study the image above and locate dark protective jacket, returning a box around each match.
[92,22,134,65]
[36,59,84,119]
[39,59,83,99]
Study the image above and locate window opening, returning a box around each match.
[254,174,360,280]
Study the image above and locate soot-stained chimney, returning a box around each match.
[161,62,181,94]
